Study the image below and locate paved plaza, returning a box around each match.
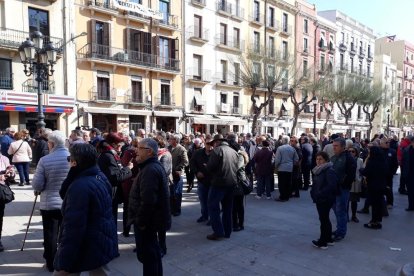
[0,174,413,276]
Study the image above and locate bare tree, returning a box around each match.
[317,76,336,135]
[360,84,385,138]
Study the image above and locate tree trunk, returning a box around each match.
[323,112,331,135]
[291,107,299,136]
[251,112,259,135]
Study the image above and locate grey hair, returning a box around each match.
[140,138,158,156]
[42,128,52,138]
[281,135,290,145]
[48,130,66,147]
[171,134,181,144]
[333,137,346,148]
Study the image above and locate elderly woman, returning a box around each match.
[311,151,338,249]
[348,146,364,223]
[0,147,15,252]
[31,131,70,272]
[8,131,32,186]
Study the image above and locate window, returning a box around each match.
[303,60,308,77]
[221,60,227,83]
[97,71,110,101]
[29,7,49,36]
[234,63,240,85]
[253,62,261,80]
[367,44,371,56]
[268,7,274,27]
[193,54,202,80]
[159,37,170,66]
[304,19,308,34]
[194,15,202,38]
[221,93,227,103]
[282,69,288,91]
[0,59,12,89]
[220,23,227,45]
[359,60,363,75]
[253,1,260,22]
[160,80,171,105]
[233,93,239,109]
[159,0,170,25]
[267,65,275,78]
[320,54,325,71]
[367,65,371,77]
[341,32,345,43]
[233,28,240,48]
[282,41,288,60]
[193,88,203,111]
[340,53,344,69]
[131,76,143,103]
[405,98,408,109]
[357,106,362,119]
[269,36,275,57]
[350,57,354,72]
[303,38,308,52]
[254,31,260,52]
[95,21,109,46]
[282,13,288,32]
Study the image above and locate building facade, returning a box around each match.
[0,0,76,135]
[75,0,183,134]
[376,36,414,135]
[318,10,375,138]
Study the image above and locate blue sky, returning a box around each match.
[309,0,413,42]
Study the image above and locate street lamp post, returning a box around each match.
[312,96,318,135]
[18,31,57,130]
[387,109,390,136]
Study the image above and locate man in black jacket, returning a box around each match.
[128,138,171,276]
[33,128,52,165]
[190,138,213,223]
[300,136,313,190]
[380,137,399,208]
[206,134,239,241]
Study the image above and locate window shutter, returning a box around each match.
[125,28,130,50]
[90,19,96,44]
[103,22,110,46]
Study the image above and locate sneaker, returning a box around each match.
[327,239,335,246]
[333,235,344,242]
[312,240,328,249]
[255,195,262,200]
[196,216,208,223]
[266,196,272,200]
[364,223,382,229]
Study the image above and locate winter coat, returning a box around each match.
[120,148,139,203]
[402,145,414,185]
[170,144,189,173]
[360,147,387,194]
[331,151,356,190]
[206,141,239,188]
[128,157,171,232]
[301,142,313,167]
[350,157,364,193]
[311,144,321,169]
[31,146,70,210]
[54,165,118,273]
[274,144,299,173]
[382,148,398,177]
[190,148,211,185]
[33,136,49,164]
[0,134,13,158]
[311,163,338,204]
[8,140,32,163]
[97,150,132,188]
[252,147,274,176]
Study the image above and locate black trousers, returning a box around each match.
[184,165,194,186]
[40,209,62,269]
[368,192,383,223]
[301,164,311,189]
[384,175,394,206]
[0,201,5,240]
[134,226,163,276]
[316,201,334,243]
[232,195,244,228]
[277,171,292,200]
[408,179,414,210]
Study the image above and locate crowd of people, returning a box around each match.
[0,126,413,275]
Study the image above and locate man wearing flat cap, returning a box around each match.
[206,134,239,240]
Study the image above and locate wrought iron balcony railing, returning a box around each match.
[22,79,55,94]
[0,28,63,50]
[89,86,116,102]
[0,74,13,90]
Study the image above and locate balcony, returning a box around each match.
[153,14,179,31]
[359,48,366,59]
[367,53,373,62]
[85,0,119,16]
[339,42,347,52]
[232,104,243,114]
[187,26,209,44]
[126,90,150,106]
[154,94,175,107]
[337,64,349,73]
[328,41,335,54]
[318,39,328,51]
[215,35,244,53]
[78,43,180,74]
[266,20,280,32]
[186,68,212,85]
[215,73,241,89]
[0,74,13,90]
[22,79,55,94]
[349,43,356,56]
[217,102,241,114]
[191,0,206,8]
[0,28,63,51]
[89,86,116,102]
[280,25,293,37]
[189,104,206,114]
[231,7,244,21]
[302,47,310,56]
[249,43,263,56]
[249,13,264,26]
[405,89,413,95]
[124,10,151,24]
[216,0,232,16]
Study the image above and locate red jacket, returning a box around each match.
[397,138,410,165]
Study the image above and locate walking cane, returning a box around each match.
[20,194,38,251]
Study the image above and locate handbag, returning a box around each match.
[0,183,15,204]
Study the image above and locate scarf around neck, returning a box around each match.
[312,162,332,175]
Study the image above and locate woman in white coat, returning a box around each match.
[8,131,32,186]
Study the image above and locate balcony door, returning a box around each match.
[29,7,49,37]
[131,79,143,103]
[159,0,170,25]
[161,81,171,105]
[97,71,110,101]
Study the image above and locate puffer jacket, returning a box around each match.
[311,163,338,204]
[32,146,70,210]
[54,165,118,273]
[128,157,171,232]
[206,141,239,188]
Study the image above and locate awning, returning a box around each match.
[187,114,246,125]
[154,110,182,118]
[216,115,246,125]
[0,105,72,114]
[83,106,151,116]
[300,122,324,129]
[194,91,205,106]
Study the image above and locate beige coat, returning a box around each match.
[8,140,32,163]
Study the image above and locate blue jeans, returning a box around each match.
[197,181,210,219]
[14,162,30,184]
[256,174,273,197]
[171,176,183,196]
[170,176,183,215]
[208,186,234,238]
[333,188,350,237]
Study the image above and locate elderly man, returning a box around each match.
[380,137,398,208]
[137,129,146,138]
[128,138,171,276]
[206,134,239,240]
[65,129,85,148]
[169,134,189,216]
[274,135,299,202]
[331,138,356,242]
[32,131,70,272]
[0,127,15,163]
